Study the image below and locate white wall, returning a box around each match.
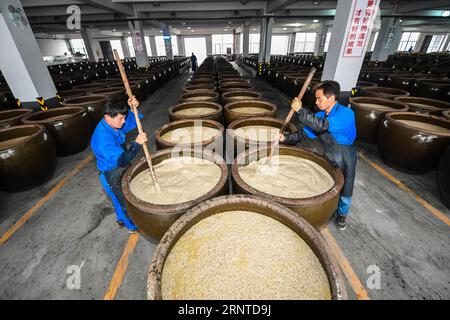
[37,39,69,56]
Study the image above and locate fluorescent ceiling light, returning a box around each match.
[442,10,450,17]
[313,19,319,23]
[283,27,287,30]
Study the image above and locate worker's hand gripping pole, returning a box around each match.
[265,67,317,165]
[113,49,161,192]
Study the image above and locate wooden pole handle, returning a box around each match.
[265,67,317,164]
[113,49,160,192]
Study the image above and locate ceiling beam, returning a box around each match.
[28,13,115,24]
[21,0,83,7]
[134,2,264,12]
[82,0,134,16]
[24,5,110,17]
[397,0,450,13]
[244,18,258,27]
[112,0,260,2]
[266,0,299,13]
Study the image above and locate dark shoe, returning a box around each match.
[337,215,347,230]
[117,221,125,228]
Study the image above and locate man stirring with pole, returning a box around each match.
[91,95,147,232]
[278,80,357,230]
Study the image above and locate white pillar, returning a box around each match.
[161,23,173,60]
[128,20,149,67]
[149,36,157,57]
[322,0,380,92]
[120,37,130,58]
[236,33,241,54]
[233,30,237,54]
[258,17,273,63]
[371,17,402,61]
[314,24,329,56]
[243,26,250,56]
[177,35,186,56]
[206,35,213,56]
[0,0,58,110]
[288,32,296,54]
[81,28,97,62]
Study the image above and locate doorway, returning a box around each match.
[420,35,432,53]
[184,37,207,66]
[99,41,114,60]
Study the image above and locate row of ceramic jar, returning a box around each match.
[0,59,191,192]
[0,57,190,111]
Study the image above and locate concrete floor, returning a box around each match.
[0,64,449,300]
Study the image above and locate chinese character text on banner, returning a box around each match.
[343,0,379,57]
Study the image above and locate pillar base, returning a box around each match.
[20,96,62,111]
[338,91,352,106]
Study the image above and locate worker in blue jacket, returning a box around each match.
[191,52,198,72]
[91,95,147,232]
[278,80,357,230]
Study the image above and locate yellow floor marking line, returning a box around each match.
[104,233,140,300]
[359,152,450,227]
[321,227,370,300]
[0,153,95,246]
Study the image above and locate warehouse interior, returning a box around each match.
[0,0,449,300]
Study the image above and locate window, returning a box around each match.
[370,32,379,51]
[126,37,135,57]
[427,34,446,53]
[155,36,166,56]
[324,32,332,53]
[155,36,178,56]
[397,32,420,52]
[69,39,87,56]
[294,33,316,53]
[144,36,153,56]
[212,34,233,55]
[110,40,124,59]
[249,33,260,54]
[270,35,289,55]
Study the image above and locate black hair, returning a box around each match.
[313,80,340,100]
[103,96,128,118]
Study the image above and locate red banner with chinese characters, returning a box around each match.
[133,31,144,53]
[343,0,379,57]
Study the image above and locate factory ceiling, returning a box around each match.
[20,0,450,37]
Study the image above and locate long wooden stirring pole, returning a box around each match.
[265,67,317,165]
[113,49,161,192]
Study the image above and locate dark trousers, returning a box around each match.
[322,142,357,198]
[300,134,357,216]
[301,133,357,198]
[100,167,137,230]
[104,167,127,211]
